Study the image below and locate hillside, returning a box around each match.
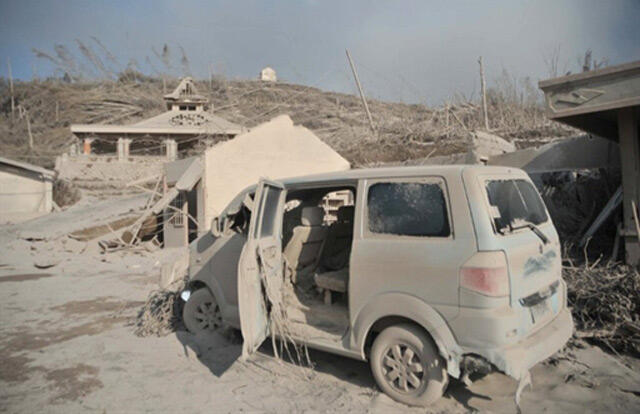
[0,76,575,168]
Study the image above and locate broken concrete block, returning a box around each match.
[159,248,190,290]
[472,130,516,158]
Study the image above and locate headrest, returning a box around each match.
[337,206,355,223]
[301,207,324,226]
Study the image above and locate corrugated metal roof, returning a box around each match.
[0,156,56,178]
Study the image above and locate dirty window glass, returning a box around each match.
[259,186,282,238]
[485,179,548,233]
[367,182,450,237]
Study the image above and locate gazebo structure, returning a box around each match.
[70,77,244,159]
[539,60,640,265]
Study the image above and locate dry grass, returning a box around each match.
[564,263,640,356]
[134,277,186,337]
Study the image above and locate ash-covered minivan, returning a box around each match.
[181,165,573,406]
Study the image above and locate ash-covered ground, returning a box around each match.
[1,194,639,413]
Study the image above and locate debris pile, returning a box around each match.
[563,263,640,355]
[134,277,186,337]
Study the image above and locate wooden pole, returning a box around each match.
[478,56,489,130]
[25,111,33,150]
[209,63,213,90]
[445,102,450,137]
[632,200,640,245]
[8,58,15,123]
[345,49,376,135]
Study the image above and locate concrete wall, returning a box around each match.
[0,169,52,214]
[56,155,165,194]
[202,115,350,230]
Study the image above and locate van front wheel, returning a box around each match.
[370,324,448,407]
[183,289,222,334]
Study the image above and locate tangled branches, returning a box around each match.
[134,278,186,337]
[563,263,640,356]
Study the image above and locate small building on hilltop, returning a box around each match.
[259,67,277,82]
[70,77,245,158]
[0,156,56,223]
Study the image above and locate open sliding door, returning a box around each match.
[238,179,286,359]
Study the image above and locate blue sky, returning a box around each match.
[0,0,638,104]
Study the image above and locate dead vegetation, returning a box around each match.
[134,278,186,337]
[563,263,639,356]
[53,178,82,207]
[0,72,575,169]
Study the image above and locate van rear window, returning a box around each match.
[367,182,450,237]
[485,179,548,233]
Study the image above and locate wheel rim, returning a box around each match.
[193,300,222,332]
[381,343,425,394]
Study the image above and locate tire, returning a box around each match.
[370,324,448,407]
[183,289,222,334]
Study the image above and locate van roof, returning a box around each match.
[280,164,521,185]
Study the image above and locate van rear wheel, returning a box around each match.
[183,289,222,334]
[370,324,448,407]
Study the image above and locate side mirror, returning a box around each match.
[211,216,222,237]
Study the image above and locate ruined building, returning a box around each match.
[69,77,244,158]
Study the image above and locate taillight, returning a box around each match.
[460,251,509,297]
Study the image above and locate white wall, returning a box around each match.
[0,169,52,214]
[202,115,350,230]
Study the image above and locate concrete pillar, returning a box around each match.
[43,180,53,212]
[123,138,132,158]
[618,108,640,266]
[196,179,205,237]
[117,138,125,161]
[69,143,78,156]
[83,138,94,155]
[164,139,177,161]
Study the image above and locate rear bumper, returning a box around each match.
[464,308,573,379]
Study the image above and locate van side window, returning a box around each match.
[259,186,282,238]
[367,182,450,237]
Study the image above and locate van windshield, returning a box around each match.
[484,179,548,234]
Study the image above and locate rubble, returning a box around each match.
[158,248,189,290]
[16,193,148,241]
